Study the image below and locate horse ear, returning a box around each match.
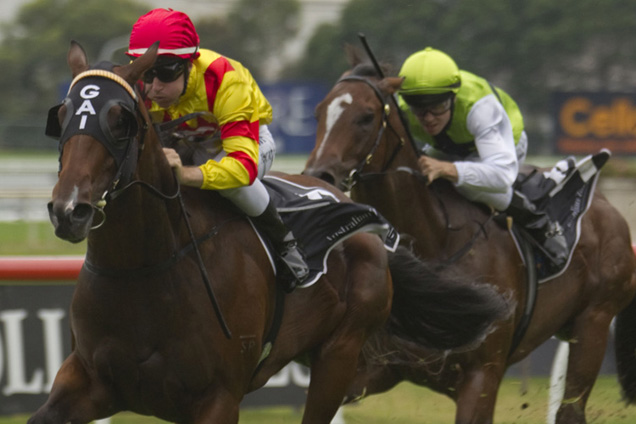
[344,43,365,67]
[118,41,159,86]
[378,77,405,95]
[68,40,89,77]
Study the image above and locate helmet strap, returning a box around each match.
[181,62,193,96]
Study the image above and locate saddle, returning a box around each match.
[512,149,610,281]
[258,176,400,288]
[157,119,400,288]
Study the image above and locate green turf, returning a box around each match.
[10,376,636,423]
[3,152,635,422]
[0,221,86,256]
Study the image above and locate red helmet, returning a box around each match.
[127,8,200,60]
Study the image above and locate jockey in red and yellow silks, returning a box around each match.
[144,49,273,191]
[127,8,308,290]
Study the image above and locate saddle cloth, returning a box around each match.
[256,176,400,288]
[512,149,609,282]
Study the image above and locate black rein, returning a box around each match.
[74,70,234,340]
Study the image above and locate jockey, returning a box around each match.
[127,8,308,291]
[398,47,567,265]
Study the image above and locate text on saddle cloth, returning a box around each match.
[256,176,400,288]
[513,149,609,282]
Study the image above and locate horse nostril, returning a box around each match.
[72,203,94,223]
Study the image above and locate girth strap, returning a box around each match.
[508,225,538,358]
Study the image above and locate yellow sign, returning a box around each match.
[553,93,636,154]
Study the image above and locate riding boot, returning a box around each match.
[251,199,309,292]
[506,191,569,266]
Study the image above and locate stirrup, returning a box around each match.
[277,244,309,293]
[533,232,568,267]
[542,233,568,266]
[518,218,568,267]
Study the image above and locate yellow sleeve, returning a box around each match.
[198,135,259,190]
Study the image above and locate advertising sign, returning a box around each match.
[0,284,74,415]
[552,92,636,155]
[261,82,328,154]
[0,258,308,416]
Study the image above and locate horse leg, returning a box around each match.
[302,236,391,423]
[303,309,389,422]
[454,365,505,424]
[555,310,613,424]
[28,353,114,424]
[192,389,240,424]
[303,338,368,423]
[344,360,402,403]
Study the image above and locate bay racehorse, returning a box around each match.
[29,41,510,424]
[303,49,636,423]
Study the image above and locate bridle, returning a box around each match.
[335,75,409,190]
[335,75,492,267]
[46,66,233,339]
[46,68,152,227]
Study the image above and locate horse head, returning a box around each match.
[47,41,158,242]
[303,63,410,191]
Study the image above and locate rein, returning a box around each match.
[61,69,233,340]
[336,76,406,190]
[358,167,494,267]
[338,76,493,266]
[84,215,239,279]
[93,169,234,340]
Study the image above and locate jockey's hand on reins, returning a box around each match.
[418,156,458,184]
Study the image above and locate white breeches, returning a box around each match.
[219,125,276,216]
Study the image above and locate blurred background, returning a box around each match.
[2,0,636,238]
[2,1,636,422]
[2,0,636,155]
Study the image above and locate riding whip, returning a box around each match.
[358,33,419,156]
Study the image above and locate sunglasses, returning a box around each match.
[143,60,187,84]
[410,98,453,117]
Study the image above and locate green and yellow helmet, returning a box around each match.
[399,47,461,96]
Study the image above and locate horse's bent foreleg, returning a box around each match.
[28,353,114,424]
[303,235,391,423]
[454,365,505,424]
[192,389,240,424]
[555,310,613,424]
[303,336,367,423]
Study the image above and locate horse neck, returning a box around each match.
[355,110,450,256]
[86,136,183,269]
[375,106,420,171]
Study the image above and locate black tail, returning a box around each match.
[386,246,511,350]
[615,295,636,404]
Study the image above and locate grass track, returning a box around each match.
[2,153,635,422]
[6,377,635,423]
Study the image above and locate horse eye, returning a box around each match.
[108,107,133,144]
[357,113,375,126]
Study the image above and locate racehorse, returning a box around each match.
[303,48,636,423]
[29,41,510,424]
